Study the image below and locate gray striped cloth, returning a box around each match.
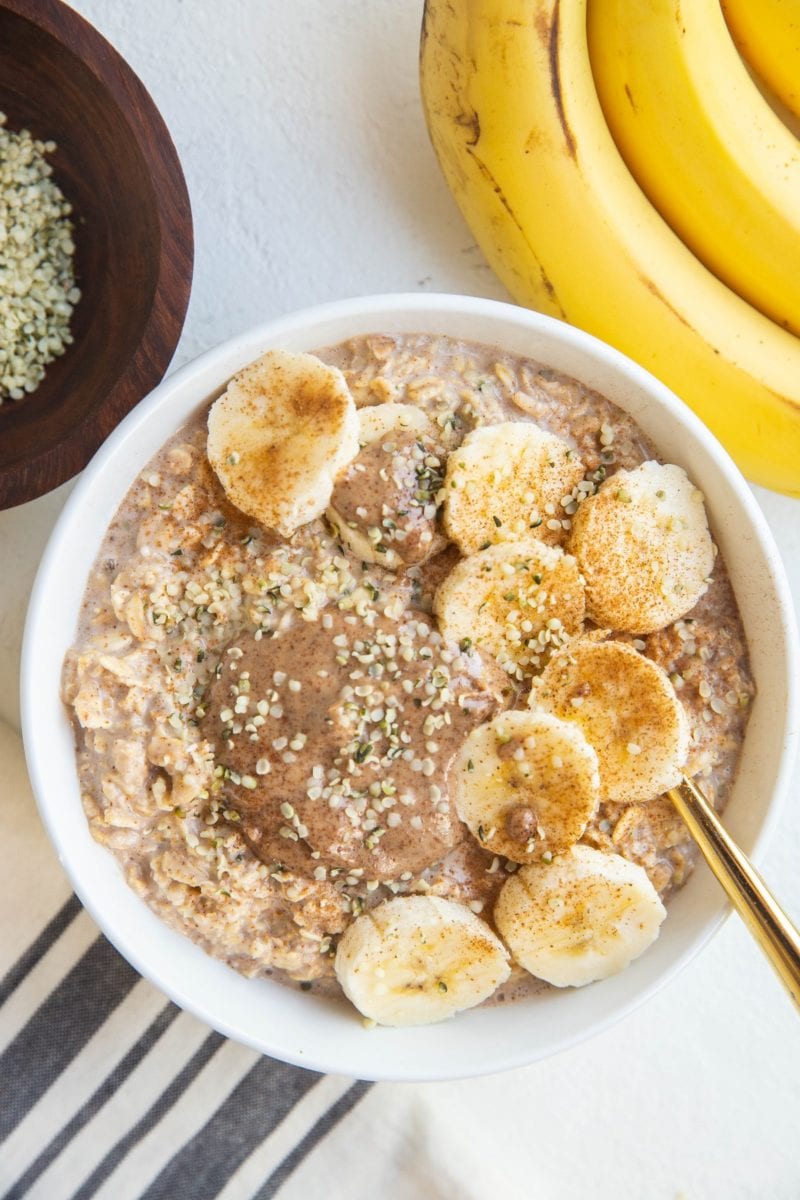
[0,720,372,1200]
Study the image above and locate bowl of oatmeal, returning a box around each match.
[21,294,799,1080]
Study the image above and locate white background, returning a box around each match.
[1,3,798,1196]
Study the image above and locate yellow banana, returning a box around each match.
[419,0,800,496]
[721,0,800,124]
[586,0,800,337]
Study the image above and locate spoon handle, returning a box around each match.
[667,776,800,1012]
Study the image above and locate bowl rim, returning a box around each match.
[0,0,194,508]
[20,292,800,1081]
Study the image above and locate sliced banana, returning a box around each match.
[334,895,510,1026]
[530,637,689,804]
[441,421,585,554]
[453,709,600,863]
[494,844,666,988]
[207,349,359,538]
[433,538,585,681]
[568,461,715,633]
[327,402,445,569]
[356,401,433,444]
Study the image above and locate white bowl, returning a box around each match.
[21,294,800,1081]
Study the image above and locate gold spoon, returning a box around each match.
[667,775,800,1011]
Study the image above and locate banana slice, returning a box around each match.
[568,461,715,633]
[433,538,585,681]
[356,401,433,444]
[453,709,600,863]
[334,895,510,1026]
[207,350,359,538]
[494,844,666,988]
[441,421,585,554]
[327,402,444,568]
[530,637,689,804]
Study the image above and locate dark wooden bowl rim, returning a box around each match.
[0,0,193,509]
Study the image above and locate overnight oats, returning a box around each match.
[62,334,754,1026]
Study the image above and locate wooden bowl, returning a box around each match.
[0,0,193,508]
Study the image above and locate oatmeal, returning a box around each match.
[63,333,754,1017]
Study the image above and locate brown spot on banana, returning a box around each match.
[420,0,565,318]
[419,0,428,63]
[637,273,693,331]
[419,0,459,78]
[548,0,577,158]
[455,109,481,147]
[505,805,539,842]
[466,149,566,316]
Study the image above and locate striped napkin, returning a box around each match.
[1,718,374,1200]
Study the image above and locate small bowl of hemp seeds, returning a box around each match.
[0,0,193,508]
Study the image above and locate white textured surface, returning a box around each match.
[1,0,799,1193]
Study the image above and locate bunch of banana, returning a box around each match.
[587,0,800,337]
[419,0,800,495]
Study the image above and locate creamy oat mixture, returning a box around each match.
[63,334,754,1003]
